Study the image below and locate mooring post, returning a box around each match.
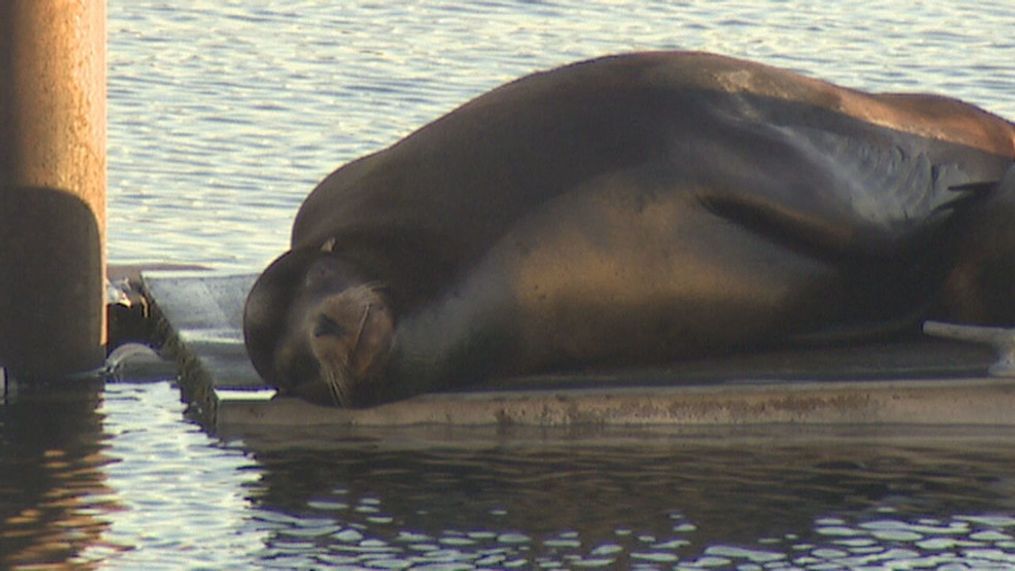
[0,0,107,379]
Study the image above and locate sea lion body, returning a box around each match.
[245,52,1015,406]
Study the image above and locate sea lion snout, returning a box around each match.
[307,284,394,407]
[243,248,396,407]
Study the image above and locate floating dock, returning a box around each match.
[139,272,1015,430]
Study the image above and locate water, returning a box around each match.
[3,0,1015,568]
[106,0,1015,272]
[7,384,1015,569]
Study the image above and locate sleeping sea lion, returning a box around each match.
[244,51,1015,407]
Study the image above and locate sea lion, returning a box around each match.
[244,51,1015,407]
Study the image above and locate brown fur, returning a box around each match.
[245,51,1015,407]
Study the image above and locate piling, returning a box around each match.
[0,1,107,378]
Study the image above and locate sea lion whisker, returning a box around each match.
[320,359,353,407]
[320,362,341,405]
[350,303,373,360]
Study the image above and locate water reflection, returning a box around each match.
[80,382,267,569]
[4,382,1015,567]
[229,428,1015,568]
[0,380,120,567]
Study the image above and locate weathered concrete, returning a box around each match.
[141,272,1015,429]
[218,377,1015,428]
[218,422,1015,453]
[0,0,107,377]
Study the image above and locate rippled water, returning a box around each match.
[7,381,1015,569]
[4,0,1015,568]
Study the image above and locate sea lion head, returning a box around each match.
[243,244,395,407]
[941,163,1015,325]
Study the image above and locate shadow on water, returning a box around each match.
[228,425,1015,568]
[0,380,120,568]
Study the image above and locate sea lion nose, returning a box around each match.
[313,314,346,338]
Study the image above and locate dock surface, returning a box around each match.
[142,272,1014,430]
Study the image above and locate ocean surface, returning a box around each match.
[3,0,1015,568]
[105,0,1015,272]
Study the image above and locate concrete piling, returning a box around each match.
[0,0,107,378]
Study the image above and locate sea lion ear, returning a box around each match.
[321,237,336,253]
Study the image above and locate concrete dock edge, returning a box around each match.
[139,272,1015,430]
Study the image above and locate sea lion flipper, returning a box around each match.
[787,126,972,225]
[705,125,990,260]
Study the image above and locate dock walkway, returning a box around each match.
[141,272,1014,430]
